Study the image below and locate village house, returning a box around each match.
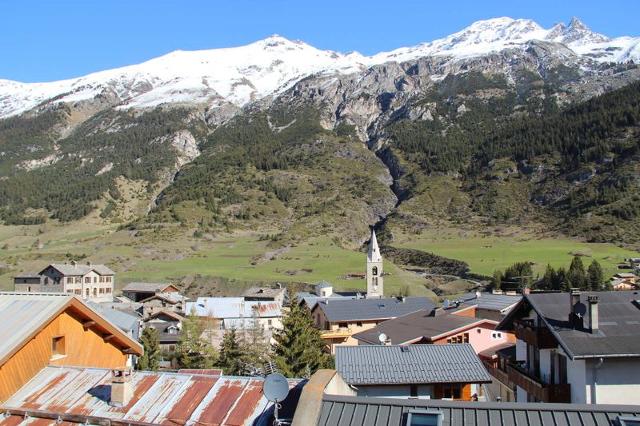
[296,281,358,310]
[291,369,640,426]
[0,292,142,403]
[142,310,185,368]
[352,309,515,352]
[312,296,434,354]
[13,261,116,303]
[335,344,492,401]
[497,290,640,405]
[441,291,522,321]
[139,291,188,318]
[243,284,287,306]
[610,272,639,290]
[121,282,181,302]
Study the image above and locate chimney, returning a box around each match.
[110,368,133,407]
[588,295,599,333]
[569,289,582,329]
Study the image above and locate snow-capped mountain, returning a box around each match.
[1,17,638,119]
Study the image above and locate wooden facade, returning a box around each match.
[0,298,142,403]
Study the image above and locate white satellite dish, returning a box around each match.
[263,372,290,422]
[263,373,289,403]
[378,332,388,344]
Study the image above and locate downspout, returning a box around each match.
[592,357,604,404]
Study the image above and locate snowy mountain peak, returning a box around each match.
[0,17,638,119]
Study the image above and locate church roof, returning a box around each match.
[367,230,382,263]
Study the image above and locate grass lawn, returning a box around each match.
[393,228,639,278]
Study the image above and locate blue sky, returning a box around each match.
[2,0,639,82]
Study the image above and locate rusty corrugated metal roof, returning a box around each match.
[1,366,303,426]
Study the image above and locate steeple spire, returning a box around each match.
[368,229,382,263]
[366,228,383,298]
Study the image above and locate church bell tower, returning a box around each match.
[366,229,383,298]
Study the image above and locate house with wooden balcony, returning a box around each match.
[497,290,640,405]
[310,296,434,354]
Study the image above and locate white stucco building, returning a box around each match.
[498,290,640,405]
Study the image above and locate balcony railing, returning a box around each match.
[483,361,512,388]
[513,319,557,349]
[507,361,571,403]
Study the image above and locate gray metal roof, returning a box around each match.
[313,297,434,322]
[318,395,640,426]
[459,292,522,312]
[335,344,492,385]
[45,263,114,276]
[86,301,140,337]
[0,293,72,363]
[498,291,640,359]
[296,292,353,310]
[353,309,487,345]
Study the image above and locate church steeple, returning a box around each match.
[366,229,383,298]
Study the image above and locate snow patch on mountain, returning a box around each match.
[0,18,638,119]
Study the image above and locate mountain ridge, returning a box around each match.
[1,17,639,119]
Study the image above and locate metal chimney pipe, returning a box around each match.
[588,295,599,333]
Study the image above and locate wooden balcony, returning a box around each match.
[483,361,512,388]
[507,362,571,403]
[513,319,557,349]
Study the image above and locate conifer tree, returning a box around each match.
[272,298,332,378]
[588,260,605,291]
[137,327,161,371]
[176,315,217,369]
[568,256,588,290]
[218,328,243,376]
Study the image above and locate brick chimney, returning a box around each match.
[588,295,599,333]
[110,368,133,407]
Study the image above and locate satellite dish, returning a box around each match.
[263,373,289,403]
[378,332,388,344]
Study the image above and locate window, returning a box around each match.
[618,416,640,426]
[93,277,97,283]
[410,384,418,398]
[339,322,348,329]
[476,329,481,333]
[99,288,105,294]
[93,288,98,297]
[75,289,81,295]
[51,336,66,358]
[356,322,363,327]
[106,276,112,282]
[84,277,90,283]
[463,333,469,343]
[442,383,462,399]
[106,288,112,294]
[372,266,378,276]
[406,410,443,426]
[85,288,90,297]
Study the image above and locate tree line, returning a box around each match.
[492,256,610,292]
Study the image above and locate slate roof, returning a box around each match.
[498,291,640,359]
[335,344,491,386]
[122,282,177,293]
[313,296,433,322]
[318,395,640,426]
[45,263,115,276]
[1,366,304,426]
[295,291,354,310]
[186,297,282,319]
[353,309,489,345]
